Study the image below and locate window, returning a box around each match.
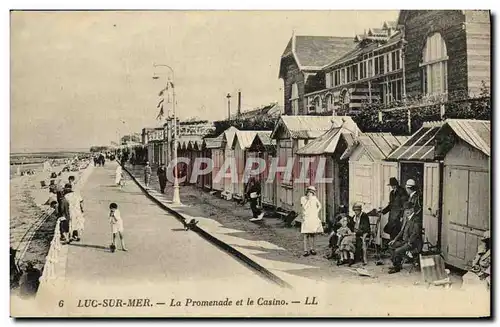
[360,61,366,79]
[367,59,373,77]
[325,94,334,111]
[325,72,332,88]
[279,140,293,187]
[290,83,299,115]
[340,89,350,110]
[421,33,448,96]
[381,78,403,104]
[334,70,340,86]
[351,65,358,81]
[346,67,351,83]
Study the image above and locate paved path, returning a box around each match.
[64,162,272,286]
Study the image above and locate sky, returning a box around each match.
[10,10,398,151]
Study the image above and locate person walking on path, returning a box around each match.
[64,183,85,242]
[144,162,152,188]
[380,177,408,240]
[109,203,127,252]
[58,188,71,243]
[157,164,167,193]
[300,186,323,257]
[115,164,123,187]
[246,178,264,222]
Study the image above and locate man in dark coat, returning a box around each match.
[157,164,167,193]
[351,203,371,264]
[246,178,264,222]
[405,179,422,223]
[380,177,408,240]
[388,201,422,274]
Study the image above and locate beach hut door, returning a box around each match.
[422,163,440,250]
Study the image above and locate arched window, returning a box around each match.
[421,33,448,96]
[340,89,350,111]
[290,83,299,115]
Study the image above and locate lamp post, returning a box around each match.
[153,63,181,205]
[226,93,231,119]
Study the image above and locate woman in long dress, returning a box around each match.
[64,183,84,241]
[300,186,323,257]
[115,165,123,187]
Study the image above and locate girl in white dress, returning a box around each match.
[109,203,127,252]
[300,186,323,257]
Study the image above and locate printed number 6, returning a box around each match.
[59,300,64,307]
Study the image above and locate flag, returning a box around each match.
[156,104,164,120]
[157,98,164,108]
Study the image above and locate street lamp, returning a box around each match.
[153,63,181,205]
[226,93,231,119]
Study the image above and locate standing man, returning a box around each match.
[388,201,422,274]
[246,178,264,222]
[157,163,167,193]
[144,161,152,188]
[405,179,422,222]
[380,177,408,240]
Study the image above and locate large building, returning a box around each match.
[279,10,491,116]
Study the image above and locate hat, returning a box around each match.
[306,186,316,193]
[338,205,348,214]
[388,177,399,186]
[64,183,73,191]
[352,203,362,210]
[403,201,415,210]
[405,179,416,187]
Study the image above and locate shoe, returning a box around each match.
[303,252,310,257]
[122,247,128,252]
[310,250,317,256]
[257,212,265,220]
[249,217,259,222]
[388,266,401,274]
[348,259,355,267]
[337,260,344,266]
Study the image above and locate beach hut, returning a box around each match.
[220,127,239,199]
[340,133,408,238]
[385,121,445,250]
[231,130,272,200]
[203,134,224,191]
[295,120,360,223]
[433,119,490,270]
[270,116,358,218]
[248,132,276,208]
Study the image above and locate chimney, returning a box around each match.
[237,90,242,117]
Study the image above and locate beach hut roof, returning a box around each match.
[386,121,444,161]
[203,134,224,149]
[231,130,272,150]
[296,125,357,156]
[340,133,409,160]
[248,132,276,153]
[270,115,358,140]
[221,126,239,149]
[438,119,490,157]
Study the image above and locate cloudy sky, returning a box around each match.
[10,10,398,151]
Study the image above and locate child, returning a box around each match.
[300,186,323,257]
[325,205,349,260]
[115,165,123,187]
[109,203,127,252]
[337,216,356,266]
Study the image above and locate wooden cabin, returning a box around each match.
[295,121,360,223]
[385,121,445,251]
[247,132,276,207]
[199,137,213,190]
[433,119,490,270]
[219,127,239,199]
[340,133,408,238]
[270,115,358,217]
[231,130,272,200]
[203,134,224,191]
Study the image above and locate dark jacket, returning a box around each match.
[381,186,408,221]
[246,181,261,199]
[408,191,422,221]
[394,214,422,250]
[349,212,371,237]
[157,167,167,180]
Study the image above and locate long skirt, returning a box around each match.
[145,174,151,185]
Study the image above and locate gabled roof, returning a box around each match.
[436,119,490,157]
[279,34,356,77]
[295,122,359,156]
[248,132,276,153]
[203,134,224,149]
[340,133,409,161]
[231,131,259,150]
[221,126,239,149]
[270,115,359,140]
[386,121,444,161]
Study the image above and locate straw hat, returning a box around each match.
[306,186,317,193]
[405,179,416,187]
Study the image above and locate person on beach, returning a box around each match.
[246,178,264,222]
[64,183,84,242]
[157,164,167,193]
[300,186,323,257]
[58,189,71,243]
[379,177,407,241]
[115,164,123,187]
[68,175,76,188]
[109,203,127,252]
[325,204,349,260]
[336,216,356,266]
[144,161,152,188]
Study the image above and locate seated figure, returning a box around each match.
[462,230,490,291]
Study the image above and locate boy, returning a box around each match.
[109,203,127,252]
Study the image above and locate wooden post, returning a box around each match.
[407,109,411,134]
[378,110,383,123]
[440,104,445,119]
[368,81,372,103]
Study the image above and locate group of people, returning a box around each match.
[47,175,85,243]
[93,153,106,167]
